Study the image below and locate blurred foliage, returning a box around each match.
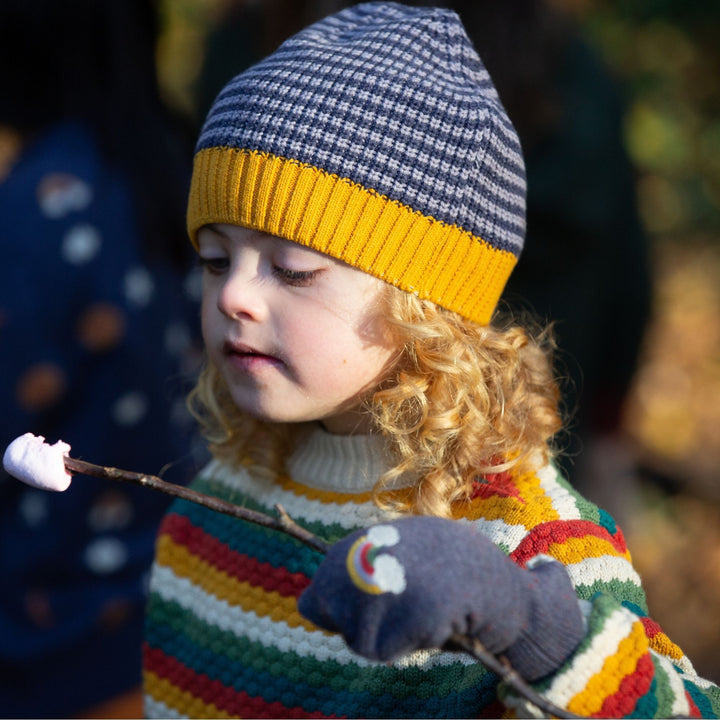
[157,0,225,121]
[541,5,720,679]
[553,0,720,238]
[561,1,720,480]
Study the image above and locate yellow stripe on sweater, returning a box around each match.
[648,629,685,663]
[276,473,375,504]
[567,619,648,717]
[155,534,317,632]
[545,536,632,565]
[275,471,415,509]
[461,467,560,527]
[144,670,232,719]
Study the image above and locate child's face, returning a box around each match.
[198,224,399,434]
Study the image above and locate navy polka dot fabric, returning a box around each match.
[0,121,202,716]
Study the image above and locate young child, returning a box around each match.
[143,3,720,717]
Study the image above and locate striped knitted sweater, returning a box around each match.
[143,426,720,718]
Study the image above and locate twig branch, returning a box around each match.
[64,455,582,717]
[64,456,329,553]
[445,634,583,719]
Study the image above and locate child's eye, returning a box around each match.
[272,265,320,287]
[198,256,229,275]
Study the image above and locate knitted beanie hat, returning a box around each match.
[188,1,526,325]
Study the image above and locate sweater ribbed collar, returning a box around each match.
[286,424,396,494]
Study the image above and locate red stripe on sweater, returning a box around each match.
[160,512,311,597]
[593,651,654,718]
[144,644,341,719]
[471,470,525,502]
[640,615,663,639]
[510,519,628,566]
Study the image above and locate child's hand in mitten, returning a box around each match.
[298,516,585,681]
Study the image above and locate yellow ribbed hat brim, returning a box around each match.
[187,147,517,325]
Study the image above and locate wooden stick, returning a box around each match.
[63,456,329,553]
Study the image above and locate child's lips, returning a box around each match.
[222,340,283,371]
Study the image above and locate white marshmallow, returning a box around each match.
[3,433,73,491]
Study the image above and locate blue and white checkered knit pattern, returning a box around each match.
[196,1,526,257]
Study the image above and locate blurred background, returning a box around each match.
[155,0,720,683]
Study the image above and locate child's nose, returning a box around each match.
[216,268,267,321]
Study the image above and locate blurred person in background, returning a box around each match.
[194,0,651,524]
[0,0,201,716]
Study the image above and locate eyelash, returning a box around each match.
[198,257,319,287]
[197,257,228,275]
[272,266,320,287]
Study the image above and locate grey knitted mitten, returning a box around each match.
[298,516,585,681]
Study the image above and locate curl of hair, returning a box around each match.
[369,288,562,517]
[187,363,293,480]
[187,285,562,518]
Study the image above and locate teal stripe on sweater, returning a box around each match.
[683,675,720,718]
[145,596,498,717]
[166,496,326,577]
[629,675,659,718]
[147,593,493,699]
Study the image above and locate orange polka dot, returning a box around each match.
[0,127,22,182]
[76,302,126,351]
[95,598,133,631]
[16,362,66,411]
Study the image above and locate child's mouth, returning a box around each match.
[223,341,282,371]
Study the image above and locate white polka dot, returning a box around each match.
[19,491,48,527]
[112,391,148,426]
[87,493,134,532]
[62,224,102,264]
[124,267,154,306]
[84,538,128,574]
[39,176,93,218]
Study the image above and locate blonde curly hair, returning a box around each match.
[188,284,563,517]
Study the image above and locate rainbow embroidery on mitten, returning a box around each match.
[346,525,407,595]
